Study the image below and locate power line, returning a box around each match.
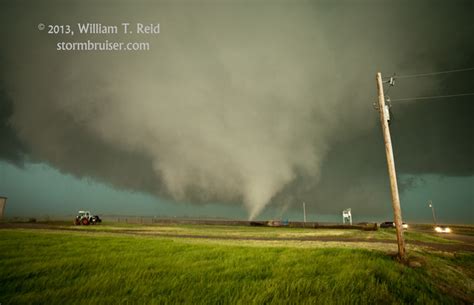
[390,92,474,102]
[384,67,474,79]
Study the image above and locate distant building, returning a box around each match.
[267,219,289,227]
[0,196,6,219]
[267,220,282,227]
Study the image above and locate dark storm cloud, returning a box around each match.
[0,0,472,218]
[0,86,27,166]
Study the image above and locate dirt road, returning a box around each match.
[1,222,473,252]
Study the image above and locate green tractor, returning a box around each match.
[74,210,102,225]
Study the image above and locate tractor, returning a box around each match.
[74,210,102,225]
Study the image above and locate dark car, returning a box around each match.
[380,221,395,228]
[380,221,408,229]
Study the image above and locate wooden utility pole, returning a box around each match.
[428,200,437,225]
[303,202,306,224]
[376,72,406,261]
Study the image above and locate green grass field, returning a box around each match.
[57,222,461,244]
[0,225,473,304]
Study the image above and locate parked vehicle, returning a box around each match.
[74,211,102,225]
[379,221,408,229]
[380,221,395,228]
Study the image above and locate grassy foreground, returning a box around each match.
[0,229,472,304]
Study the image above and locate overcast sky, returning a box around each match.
[0,0,472,223]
